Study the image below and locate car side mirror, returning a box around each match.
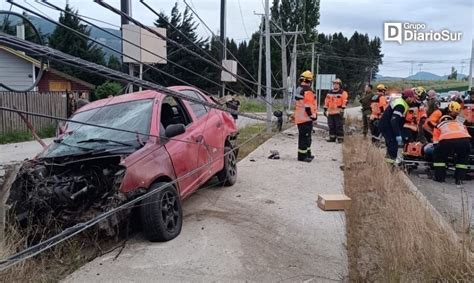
[165,124,186,138]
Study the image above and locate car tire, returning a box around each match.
[216,146,237,186]
[140,182,182,242]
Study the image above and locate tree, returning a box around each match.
[107,55,121,71]
[448,67,457,80]
[94,81,123,100]
[48,5,106,85]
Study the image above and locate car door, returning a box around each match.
[160,96,203,198]
[180,90,224,182]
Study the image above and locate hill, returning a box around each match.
[28,15,122,58]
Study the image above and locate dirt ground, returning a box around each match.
[65,127,348,282]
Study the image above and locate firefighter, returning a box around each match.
[433,101,472,184]
[359,84,373,137]
[368,84,388,142]
[378,89,418,164]
[294,70,317,162]
[423,104,449,143]
[403,87,427,143]
[426,89,440,117]
[463,87,474,148]
[324,78,347,143]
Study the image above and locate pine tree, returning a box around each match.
[48,4,106,85]
[107,55,121,71]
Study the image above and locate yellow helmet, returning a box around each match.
[448,101,461,113]
[376,84,387,91]
[299,70,314,81]
[414,86,426,97]
[332,78,342,85]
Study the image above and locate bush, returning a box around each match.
[93,81,123,100]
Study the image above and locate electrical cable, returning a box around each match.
[0,121,272,271]
[23,1,257,102]
[0,31,270,122]
[0,10,45,91]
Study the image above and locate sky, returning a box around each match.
[2,0,473,78]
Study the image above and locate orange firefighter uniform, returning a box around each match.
[295,84,317,161]
[433,116,471,184]
[324,81,347,142]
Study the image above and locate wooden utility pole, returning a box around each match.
[0,165,19,245]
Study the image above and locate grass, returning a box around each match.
[377,79,469,93]
[343,136,473,281]
[235,122,289,161]
[239,97,285,113]
[0,125,56,144]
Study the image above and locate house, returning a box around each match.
[0,45,95,93]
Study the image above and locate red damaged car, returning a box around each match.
[8,86,238,242]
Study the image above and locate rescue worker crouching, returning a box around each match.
[324,78,347,143]
[402,86,427,144]
[378,89,418,164]
[369,84,388,143]
[433,101,472,184]
[294,70,317,162]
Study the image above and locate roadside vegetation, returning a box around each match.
[343,136,473,281]
[0,125,56,144]
[378,79,469,93]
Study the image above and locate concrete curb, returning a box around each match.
[399,172,470,250]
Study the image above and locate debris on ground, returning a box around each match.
[267,150,280,159]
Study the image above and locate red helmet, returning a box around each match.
[402,89,415,99]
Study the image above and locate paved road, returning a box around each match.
[65,127,348,282]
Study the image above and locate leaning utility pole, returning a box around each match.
[264,0,272,132]
[257,16,263,98]
[220,0,227,97]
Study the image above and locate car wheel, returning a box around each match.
[140,182,182,242]
[216,146,237,186]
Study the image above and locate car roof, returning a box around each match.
[76,86,205,114]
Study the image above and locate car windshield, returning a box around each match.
[40,99,154,158]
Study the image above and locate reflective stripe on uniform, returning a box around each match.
[298,149,308,153]
[436,119,471,140]
[385,158,395,164]
[393,111,403,117]
[390,97,409,115]
[456,164,468,169]
[433,162,446,167]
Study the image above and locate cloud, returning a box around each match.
[9,0,473,77]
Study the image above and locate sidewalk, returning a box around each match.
[0,138,54,164]
[65,126,348,282]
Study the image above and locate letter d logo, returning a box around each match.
[384,22,402,44]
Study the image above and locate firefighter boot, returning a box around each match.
[327,136,336,142]
[434,167,446,183]
[454,167,467,185]
[307,150,315,160]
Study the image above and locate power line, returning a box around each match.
[37,0,262,101]
[0,121,272,271]
[0,32,270,122]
